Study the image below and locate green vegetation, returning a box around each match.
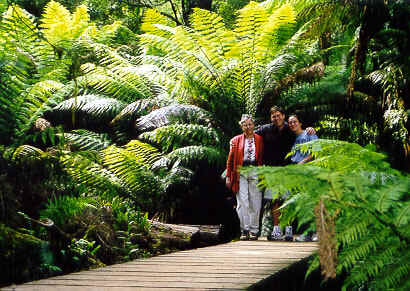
[0,0,408,289]
[252,140,409,290]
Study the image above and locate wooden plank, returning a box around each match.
[22,279,251,288]
[2,240,318,290]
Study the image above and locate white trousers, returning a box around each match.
[236,173,262,234]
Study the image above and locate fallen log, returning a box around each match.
[149,220,221,248]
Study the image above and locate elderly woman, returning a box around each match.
[226,114,264,240]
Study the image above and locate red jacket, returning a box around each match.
[226,133,263,193]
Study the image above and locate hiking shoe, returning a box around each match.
[268,225,283,241]
[268,233,284,241]
[240,232,249,241]
[295,234,312,242]
[249,232,258,240]
[284,226,293,241]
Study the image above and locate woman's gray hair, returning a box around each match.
[239,114,254,125]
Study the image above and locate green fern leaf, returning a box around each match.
[167,145,224,169]
[62,129,113,151]
[139,124,221,152]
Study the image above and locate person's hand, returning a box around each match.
[225,177,231,190]
[306,127,316,135]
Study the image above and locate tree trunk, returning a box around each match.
[149,220,221,248]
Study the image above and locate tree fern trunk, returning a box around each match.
[347,2,389,102]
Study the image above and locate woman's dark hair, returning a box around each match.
[288,114,301,123]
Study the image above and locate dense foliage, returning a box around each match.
[252,140,409,290]
[0,0,409,288]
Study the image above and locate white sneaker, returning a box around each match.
[268,225,283,241]
[295,234,312,242]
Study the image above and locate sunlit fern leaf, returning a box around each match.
[102,145,162,199]
[138,53,186,95]
[189,8,233,68]
[122,140,162,167]
[135,104,213,132]
[1,5,40,61]
[293,139,394,174]
[166,145,225,170]
[257,3,296,61]
[60,152,128,194]
[12,145,45,161]
[14,80,64,140]
[140,8,175,39]
[141,29,221,90]
[61,129,113,151]
[139,124,221,153]
[44,94,126,130]
[0,59,27,144]
[233,2,268,105]
[40,1,93,47]
[80,62,165,103]
[1,5,68,82]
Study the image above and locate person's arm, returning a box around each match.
[225,139,235,189]
[298,154,313,164]
[297,134,318,164]
[305,127,316,135]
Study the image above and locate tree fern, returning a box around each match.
[101,145,162,207]
[252,139,409,289]
[60,152,127,195]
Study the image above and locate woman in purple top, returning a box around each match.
[288,114,318,242]
[288,115,318,164]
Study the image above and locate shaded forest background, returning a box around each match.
[0,0,408,290]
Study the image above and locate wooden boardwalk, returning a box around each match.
[2,240,318,290]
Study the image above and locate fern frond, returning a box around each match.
[161,165,194,192]
[190,8,234,65]
[77,65,155,103]
[140,8,174,38]
[44,94,126,130]
[12,145,45,161]
[135,104,213,132]
[122,140,162,167]
[102,145,161,198]
[111,99,161,126]
[62,129,113,151]
[257,3,296,61]
[166,145,224,169]
[40,0,75,45]
[60,152,127,194]
[337,213,373,247]
[14,80,64,139]
[140,123,221,153]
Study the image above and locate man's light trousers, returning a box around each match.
[236,172,262,234]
